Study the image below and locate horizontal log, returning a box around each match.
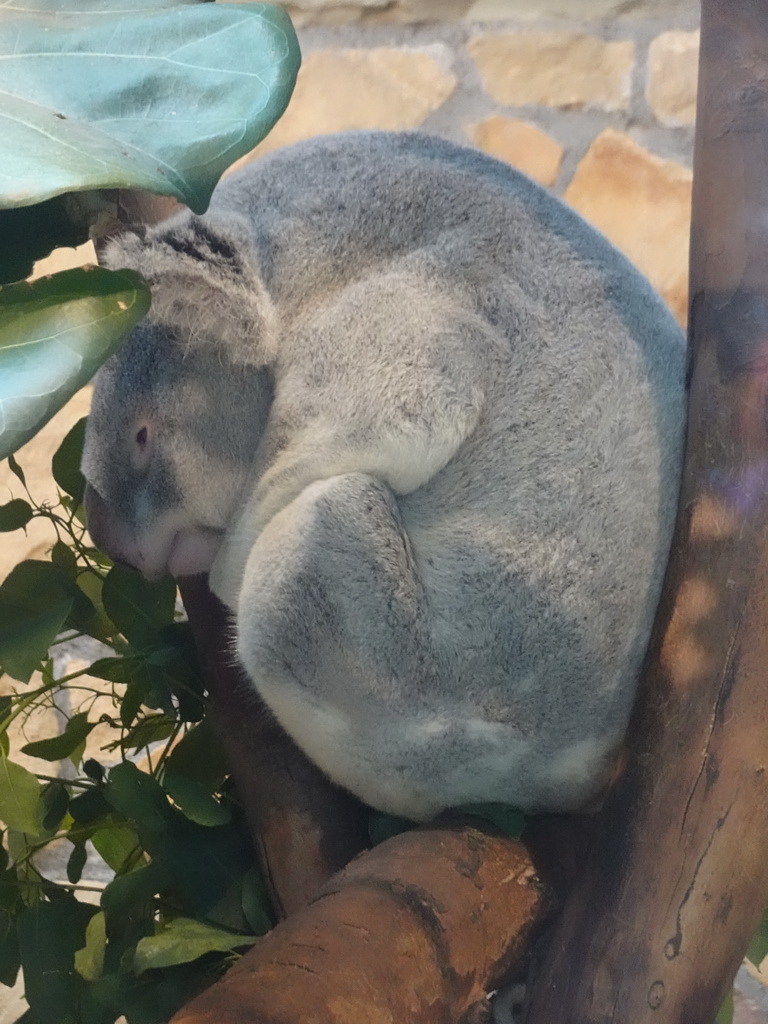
[172,823,554,1024]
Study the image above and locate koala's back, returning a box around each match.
[213,132,686,811]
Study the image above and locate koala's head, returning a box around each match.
[81,212,276,580]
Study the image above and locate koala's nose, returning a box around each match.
[84,483,134,567]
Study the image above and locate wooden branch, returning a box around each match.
[178,576,370,918]
[171,823,554,1024]
[525,2,768,1020]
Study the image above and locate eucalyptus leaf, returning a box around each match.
[74,910,106,983]
[101,860,170,920]
[51,540,78,580]
[17,899,96,1024]
[21,712,95,763]
[105,763,172,847]
[0,268,150,460]
[715,988,734,1024]
[134,917,256,974]
[68,788,111,825]
[51,416,87,504]
[0,499,32,532]
[6,454,25,488]
[163,773,230,828]
[0,560,80,682]
[102,565,177,650]
[67,842,88,885]
[90,823,141,874]
[0,758,41,836]
[746,908,768,969]
[40,781,70,834]
[240,865,273,937]
[0,2,300,214]
[164,720,228,790]
[0,905,20,989]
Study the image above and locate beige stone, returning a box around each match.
[388,0,472,20]
[0,979,26,1024]
[469,115,563,187]
[231,48,457,167]
[280,0,471,24]
[468,32,634,111]
[466,0,696,17]
[32,241,96,279]
[564,129,692,325]
[286,0,387,9]
[646,30,699,127]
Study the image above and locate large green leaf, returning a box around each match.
[0,1,300,214]
[0,267,150,460]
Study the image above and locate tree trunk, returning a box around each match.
[525,1,768,1020]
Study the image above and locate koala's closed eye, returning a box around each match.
[130,422,153,473]
[82,130,687,822]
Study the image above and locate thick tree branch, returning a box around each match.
[171,823,554,1024]
[525,2,768,1020]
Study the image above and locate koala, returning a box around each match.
[81,130,687,821]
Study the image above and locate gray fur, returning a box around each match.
[81,131,686,820]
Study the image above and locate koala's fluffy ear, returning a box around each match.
[103,213,276,366]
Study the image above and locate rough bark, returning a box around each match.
[171,823,554,1024]
[525,2,768,1020]
[178,576,370,918]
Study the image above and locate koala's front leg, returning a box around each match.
[233,472,445,820]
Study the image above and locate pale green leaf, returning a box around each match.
[0,2,300,214]
[0,268,150,460]
[134,917,256,973]
[0,757,42,835]
[74,910,106,982]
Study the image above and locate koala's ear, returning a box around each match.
[102,213,276,366]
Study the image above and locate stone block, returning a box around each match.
[468,31,634,111]
[231,47,457,167]
[466,0,696,17]
[469,115,563,186]
[646,30,700,126]
[564,129,692,325]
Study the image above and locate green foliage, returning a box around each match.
[0,0,300,459]
[746,907,768,970]
[715,988,734,1024]
[0,428,274,1022]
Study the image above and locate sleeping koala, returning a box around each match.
[81,131,686,821]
